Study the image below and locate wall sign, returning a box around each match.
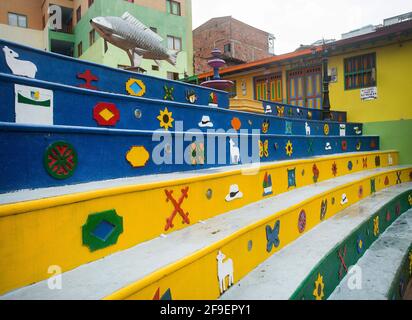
[361,87,378,101]
[15,84,53,125]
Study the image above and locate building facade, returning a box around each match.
[193,16,275,75]
[198,18,412,165]
[0,0,193,79]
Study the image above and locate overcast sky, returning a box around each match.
[192,0,412,54]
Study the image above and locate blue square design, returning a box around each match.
[92,220,116,242]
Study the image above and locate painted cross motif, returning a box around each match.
[266,220,280,253]
[164,187,190,231]
[396,171,402,184]
[363,157,368,169]
[77,70,99,90]
[164,85,174,101]
[338,245,348,279]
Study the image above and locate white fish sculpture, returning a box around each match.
[90,12,178,67]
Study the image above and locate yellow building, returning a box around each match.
[198,19,412,164]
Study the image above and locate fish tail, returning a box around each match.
[167,50,178,66]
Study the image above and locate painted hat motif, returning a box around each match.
[325,142,332,151]
[265,105,272,114]
[198,115,214,128]
[225,184,243,202]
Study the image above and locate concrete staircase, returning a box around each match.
[0,39,411,300]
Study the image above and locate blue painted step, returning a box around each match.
[0,73,363,136]
[262,100,347,123]
[0,39,229,108]
[0,122,379,193]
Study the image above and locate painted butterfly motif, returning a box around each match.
[266,220,280,253]
[262,119,270,134]
[164,85,174,101]
[259,140,269,158]
[277,106,285,117]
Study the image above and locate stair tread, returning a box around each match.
[1,166,409,300]
[0,150,397,205]
[329,208,412,300]
[220,182,412,300]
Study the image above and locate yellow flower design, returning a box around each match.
[408,194,412,206]
[157,107,174,130]
[324,124,330,136]
[286,140,293,157]
[259,140,269,158]
[373,216,379,236]
[313,273,325,300]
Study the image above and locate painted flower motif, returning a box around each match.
[409,171,412,181]
[320,199,328,221]
[189,142,205,165]
[409,251,412,276]
[259,140,269,158]
[313,164,320,183]
[386,210,391,222]
[373,216,380,237]
[324,124,330,136]
[157,107,174,130]
[348,161,353,171]
[358,185,363,199]
[375,156,381,167]
[384,176,390,186]
[313,273,325,300]
[396,202,401,216]
[307,111,313,120]
[286,140,293,157]
[409,194,412,206]
[341,140,348,151]
[370,139,377,149]
[332,162,338,177]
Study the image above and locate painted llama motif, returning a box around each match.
[3,46,37,78]
[217,250,234,294]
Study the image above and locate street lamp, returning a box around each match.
[321,43,332,120]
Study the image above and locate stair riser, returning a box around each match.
[104,169,412,300]
[291,191,412,300]
[262,100,347,123]
[0,152,400,296]
[0,123,379,193]
[0,39,229,108]
[0,74,361,135]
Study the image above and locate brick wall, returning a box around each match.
[194,17,273,74]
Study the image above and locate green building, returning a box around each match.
[0,0,193,79]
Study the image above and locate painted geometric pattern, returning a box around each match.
[44,141,78,180]
[82,209,124,252]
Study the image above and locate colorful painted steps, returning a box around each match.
[1,166,410,299]
[0,121,379,193]
[0,73,362,135]
[329,209,412,300]
[0,39,229,108]
[262,100,347,123]
[0,151,401,296]
[220,184,412,300]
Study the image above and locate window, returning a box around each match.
[344,53,376,90]
[167,72,179,80]
[89,30,96,46]
[150,27,158,33]
[152,65,159,71]
[166,0,181,16]
[125,0,134,2]
[167,36,182,51]
[77,42,83,57]
[76,6,81,23]
[227,80,237,98]
[224,43,231,54]
[8,13,27,28]
[88,0,95,8]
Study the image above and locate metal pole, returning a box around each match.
[322,46,332,120]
